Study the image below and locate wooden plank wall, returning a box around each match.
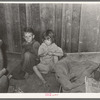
[0,4,7,43]
[1,3,100,53]
[79,4,100,52]
[40,4,55,43]
[61,4,72,52]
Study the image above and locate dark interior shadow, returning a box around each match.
[1,40,8,69]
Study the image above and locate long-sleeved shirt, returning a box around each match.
[38,43,63,64]
[22,39,40,58]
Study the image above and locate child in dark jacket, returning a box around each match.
[22,27,40,78]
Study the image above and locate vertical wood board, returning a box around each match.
[19,4,26,45]
[4,4,14,52]
[55,4,63,47]
[62,4,72,52]
[79,4,99,52]
[71,4,81,52]
[11,4,21,52]
[40,4,55,37]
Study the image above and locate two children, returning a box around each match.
[22,28,63,84]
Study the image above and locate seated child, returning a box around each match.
[0,68,12,93]
[22,27,40,78]
[33,30,63,84]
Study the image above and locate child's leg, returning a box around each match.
[22,52,35,75]
[0,68,6,78]
[54,56,58,64]
[22,52,31,71]
[22,52,32,78]
[51,56,58,72]
[33,66,46,84]
[0,75,9,93]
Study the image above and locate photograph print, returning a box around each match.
[0,2,100,93]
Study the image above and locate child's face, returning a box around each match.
[23,32,34,43]
[44,38,52,46]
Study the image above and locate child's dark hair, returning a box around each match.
[42,30,55,43]
[23,27,35,36]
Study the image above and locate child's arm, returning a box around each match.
[38,50,48,57]
[51,47,63,57]
[21,43,26,59]
[33,42,40,56]
[53,50,63,57]
[0,40,2,47]
[21,48,25,60]
[29,42,40,56]
[38,44,49,57]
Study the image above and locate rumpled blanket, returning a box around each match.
[54,56,99,93]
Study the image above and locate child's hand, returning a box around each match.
[39,51,48,57]
[0,40,2,47]
[48,52,54,56]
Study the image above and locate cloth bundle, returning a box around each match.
[54,56,99,93]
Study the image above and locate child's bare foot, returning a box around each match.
[43,81,50,88]
[8,74,12,79]
[24,72,29,79]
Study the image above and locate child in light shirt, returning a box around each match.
[33,30,63,84]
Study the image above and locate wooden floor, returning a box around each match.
[6,53,60,93]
